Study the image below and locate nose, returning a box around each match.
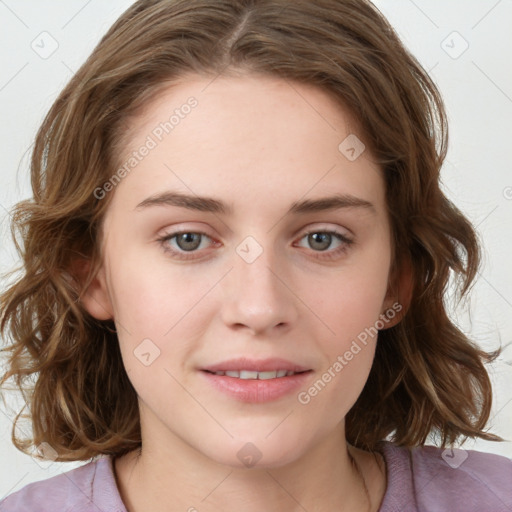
[220,241,299,337]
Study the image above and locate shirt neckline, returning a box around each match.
[98,441,413,512]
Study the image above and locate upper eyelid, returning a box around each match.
[299,227,352,238]
[160,222,352,238]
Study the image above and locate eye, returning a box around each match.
[157,228,354,262]
[157,231,216,260]
[295,230,353,260]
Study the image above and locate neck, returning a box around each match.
[114,423,384,512]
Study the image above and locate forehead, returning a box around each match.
[105,73,385,219]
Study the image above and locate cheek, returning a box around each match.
[106,246,214,334]
[300,279,388,419]
[314,251,391,341]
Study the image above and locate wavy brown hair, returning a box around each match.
[0,0,503,462]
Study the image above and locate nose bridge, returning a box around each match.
[221,235,297,334]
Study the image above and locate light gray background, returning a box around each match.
[0,0,511,499]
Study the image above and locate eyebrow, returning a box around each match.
[135,191,375,215]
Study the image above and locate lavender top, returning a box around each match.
[1,441,511,511]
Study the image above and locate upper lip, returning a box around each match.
[201,357,311,373]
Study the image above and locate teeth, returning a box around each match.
[211,370,301,379]
[258,371,277,380]
[239,370,259,379]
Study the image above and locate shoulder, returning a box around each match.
[0,455,126,512]
[377,441,512,512]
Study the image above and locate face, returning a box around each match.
[84,73,399,469]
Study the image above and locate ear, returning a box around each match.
[380,257,414,329]
[67,257,114,321]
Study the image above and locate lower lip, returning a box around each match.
[200,370,312,403]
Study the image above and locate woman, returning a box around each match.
[1,1,511,510]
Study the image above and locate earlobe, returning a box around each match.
[68,258,114,321]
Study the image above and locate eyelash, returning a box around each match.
[156,229,354,262]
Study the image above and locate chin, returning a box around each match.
[200,435,307,471]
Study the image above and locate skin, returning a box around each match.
[81,73,408,512]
